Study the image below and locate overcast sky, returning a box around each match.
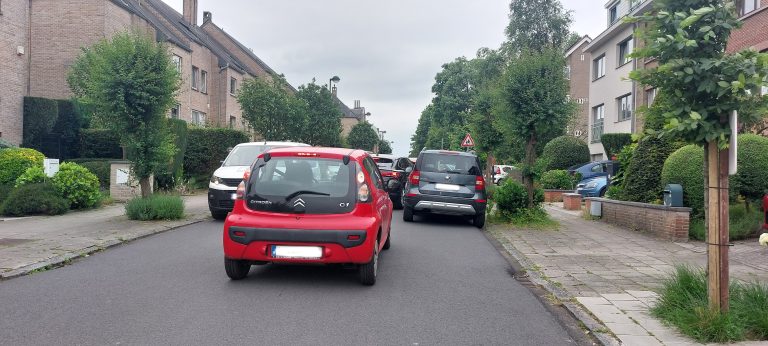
[163,0,607,155]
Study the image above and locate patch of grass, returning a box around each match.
[652,266,768,343]
[125,194,185,221]
[489,207,559,230]
[688,202,763,241]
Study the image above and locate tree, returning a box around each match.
[347,121,378,151]
[494,49,575,207]
[503,0,573,55]
[296,81,343,146]
[68,32,179,197]
[378,140,392,154]
[238,76,307,142]
[409,105,433,156]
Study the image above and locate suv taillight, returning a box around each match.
[409,170,420,185]
[475,175,485,191]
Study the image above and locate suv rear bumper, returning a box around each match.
[404,194,486,216]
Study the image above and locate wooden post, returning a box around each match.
[706,141,730,312]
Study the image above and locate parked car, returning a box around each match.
[493,165,517,185]
[576,176,608,197]
[568,160,618,181]
[222,147,395,285]
[402,150,487,228]
[371,154,414,209]
[208,141,310,220]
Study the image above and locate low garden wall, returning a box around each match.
[544,189,572,203]
[584,197,691,242]
[563,193,582,210]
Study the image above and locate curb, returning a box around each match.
[484,226,621,346]
[0,216,209,281]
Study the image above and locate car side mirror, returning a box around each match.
[386,179,401,192]
[405,167,413,173]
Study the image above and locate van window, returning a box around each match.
[223,145,268,167]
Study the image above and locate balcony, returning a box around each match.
[591,120,605,143]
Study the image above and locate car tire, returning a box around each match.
[383,231,391,250]
[599,187,607,197]
[211,210,228,221]
[403,206,414,222]
[473,212,486,229]
[225,258,250,280]
[359,240,378,286]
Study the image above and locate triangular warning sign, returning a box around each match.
[461,133,475,147]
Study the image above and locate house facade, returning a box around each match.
[565,36,592,142]
[0,0,30,145]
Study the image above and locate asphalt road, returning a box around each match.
[0,211,576,345]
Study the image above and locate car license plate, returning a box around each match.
[271,246,322,259]
[435,183,460,191]
[231,193,237,200]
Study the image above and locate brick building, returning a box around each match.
[0,0,31,145]
[564,36,592,142]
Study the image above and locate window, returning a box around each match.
[629,0,642,10]
[593,55,606,80]
[229,116,236,129]
[565,65,571,80]
[230,77,237,95]
[172,55,182,72]
[200,70,208,94]
[417,153,482,175]
[618,94,633,121]
[169,104,180,119]
[618,37,634,66]
[592,104,605,143]
[580,54,585,61]
[191,110,206,126]
[608,5,618,25]
[363,157,384,190]
[738,0,759,16]
[191,66,199,90]
[646,88,657,107]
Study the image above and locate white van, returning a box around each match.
[208,141,310,219]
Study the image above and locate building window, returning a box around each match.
[191,110,206,127]
[192,66,199,90]
[618,94,633,121]
[169,104,180,119]
[229,116,236,129]
[646,88,657,107]
[230,77,237,95]
[565,65,571,80]
[608,5,618,25]
[618,37,634,66]
[738,0,759,16]
[200,70,208,94]
[593,55,606,80]
[580,54,585,61]
[172,55,182,72]
[592,104,605,143]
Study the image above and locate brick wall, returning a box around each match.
[0,0,29,145]
[341,117,359,137]
[224,69,244,129]
[585,198,690,242]
[727,2,768,53]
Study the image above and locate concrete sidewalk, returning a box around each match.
[489,204,768,346]
[0,194,211,279]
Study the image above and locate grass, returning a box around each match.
[125,194,185,221]
[652,266,768,343]
[489,207,559,230]
[689,202,764,241]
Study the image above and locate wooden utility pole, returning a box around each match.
[705,141,730,312]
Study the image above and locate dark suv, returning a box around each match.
[402,150,487,228]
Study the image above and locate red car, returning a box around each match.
[223,147,395,285]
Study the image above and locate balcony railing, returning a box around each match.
[591,120,604,143]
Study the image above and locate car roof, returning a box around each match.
[420,150,477,157]
[265,146,366,159]
[234,141,310,147]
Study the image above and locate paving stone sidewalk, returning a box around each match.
[489,204,768,346]
[0,194,210,279]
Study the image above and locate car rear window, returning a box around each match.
[418,153,481,175]
[373,157,394,170]
[246,157,355,214]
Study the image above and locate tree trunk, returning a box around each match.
[524,133,537,208]
[139,177,152,198]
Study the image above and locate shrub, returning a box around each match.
[541,136,590,171]
[0,148,45,185]
[14,166,47,188]
[734,134,768,204]
[0,184,13,205]
[600,133,633,159]
[125,194,185,220]
[156,119,188,190]
[51,162,101,209]
[22,97,59,152]
[0,139,17,149]
[687,202,763,241]
[69,159,111,190]
[1,182,70,216]
[539,170,574,190]
[79,129,123,159]
[184,128,249,181]
[494,179,543,215]
[622,137,681,203]
[661,145,705,217]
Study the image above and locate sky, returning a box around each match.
[163,0,607,155]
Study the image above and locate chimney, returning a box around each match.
[203,11,212,23]
[183,0,198,26]
[332,85,337,97]
[354,100,361,109]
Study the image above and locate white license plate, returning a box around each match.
[231,193,237,200]
[271,246,323,259]
[435,183,460,191]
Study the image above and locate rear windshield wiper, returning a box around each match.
[445,170,465,174]
[284,190,331,201]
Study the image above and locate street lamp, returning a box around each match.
[329,75,340,88]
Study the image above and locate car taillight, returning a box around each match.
[475,176,485,191]
[236,181,245,200]
[358,183,370,202]
[409,170,420,185]
[494,167,500,174]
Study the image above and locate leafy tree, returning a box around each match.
[297,81,343,147]
[378,140,392,155]
[238,76,307,142]
[494,49,575,207]
[347,121,378,151]
[68,32,179,197]
[503,0,573,55]
[410,105,433,156]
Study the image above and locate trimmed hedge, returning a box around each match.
[601,133,633,159]
[622,137,681,203]
[541,136,590,171]
[184,128,249,181]
[540,170,575,190]
[51,162,101,209]
[22,97,58,152]
[0,148,45,185]
[156,119,188,190]
[79,129,122,159]
[69,159,111,190]
[661,145,705,217]
[1,182,70,216]
[46,99,86,159]
[734,134,768,202]
[125,194,185,220]
[493,179,544,215]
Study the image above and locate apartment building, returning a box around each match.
[565,36,592,142]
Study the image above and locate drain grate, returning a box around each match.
[0,238,34,247]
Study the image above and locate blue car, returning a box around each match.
[568,160,617,181]
[576,176,608,197]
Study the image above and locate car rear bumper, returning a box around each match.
[404,194,485,216]
[208,188,236,213]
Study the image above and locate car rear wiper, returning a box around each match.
[284,190,331,201]
[445,170,464,174]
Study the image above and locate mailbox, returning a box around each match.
[663,184,683,207]
[763,194,768,230]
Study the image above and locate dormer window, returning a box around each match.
[609,5,618,25]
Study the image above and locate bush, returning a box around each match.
[540,136,590,171]
[494,179,544,215]
[661,145,705,217]
[539,170,575,190]
[0,184,13,205]
[69,159,111,190]
[14,166,47,188]
[0,182,70,216]
[184,128,249,181]
[734,134,768,203]
[687,202,763,241]
[51,162,101,209]
[0,148,45,185]
[156,119,188,190]
[0,139,17,149]
[79,129,123,159]
[600,133,633,159]
[125,194,185,220]
[622,137,681,203]
[22,97,59,152]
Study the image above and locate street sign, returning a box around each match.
[461,133,475,147]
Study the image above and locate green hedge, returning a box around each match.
[0,148,45,185]
[493,179,544,215]
[601,133,633,159]
[734,134,768,202]
[184,128,249,181]
[622,137,681,203]
[1,182,70,216]
[541,136,590,171]
[540,170,575,190]
[79,129,122,159]
[661,145,705,217]
[69,159,111,190]
[157,119,189,190]
[126,194,185,220]
[22,97,58,152]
